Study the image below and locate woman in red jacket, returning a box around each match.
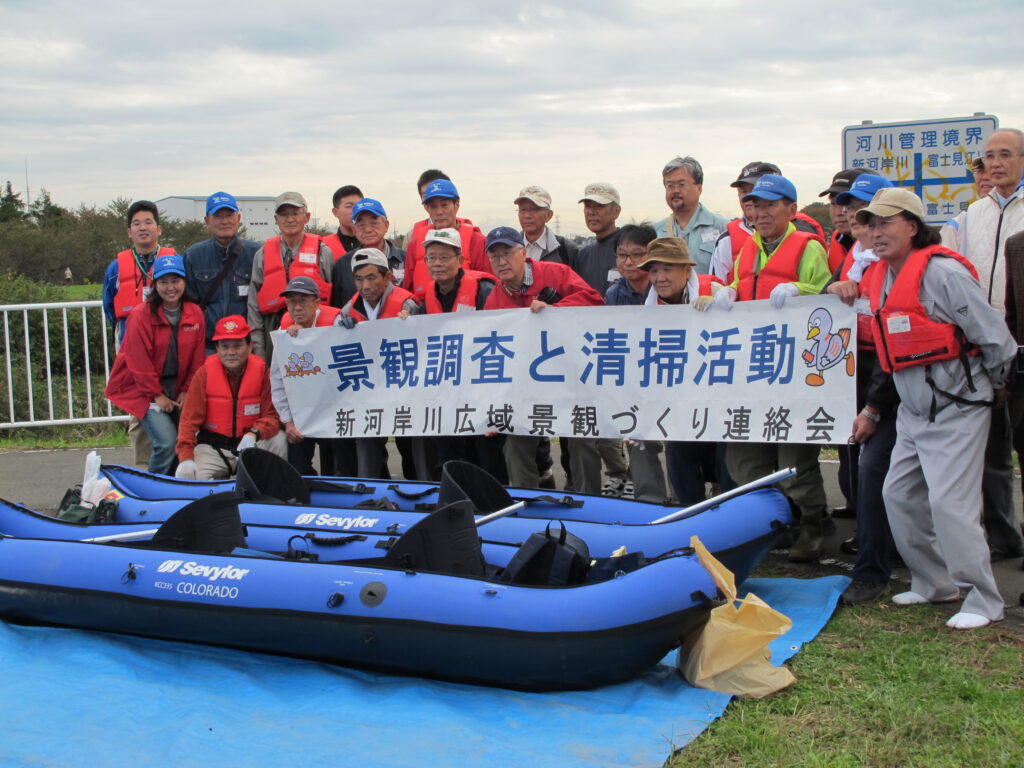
[105,254,205,474]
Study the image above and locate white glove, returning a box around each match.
[769,282,800,309]
[711,286,737,311]
[236,432,257,452]
[175,460,197,480]
[692,295,713,311]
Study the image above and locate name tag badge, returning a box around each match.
[701,229,721,243]
[886,315,911,333]
[243,404,260,416]
[607,269,622,282]
[237,285,249,297]
[455,303,476,312]
[393,268,405,283]
[141,287,152,301]
[298,252,317,264]
[853,298,872,316]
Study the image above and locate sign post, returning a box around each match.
[842,114,999,225]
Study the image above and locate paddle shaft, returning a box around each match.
[649,467,797,525]
[83,529,159,543]
[475,501,525,527]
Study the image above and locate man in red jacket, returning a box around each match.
[481,227,604,492]
[174,315,286,480]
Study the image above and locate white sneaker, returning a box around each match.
[601,477,626,497]
[892,590,959,606]
[946,612,992,630]
[622,481,634,499]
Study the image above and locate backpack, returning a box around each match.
[500,522,590,586]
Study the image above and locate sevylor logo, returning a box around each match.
[156,559,250,581]
[293,513,380,530]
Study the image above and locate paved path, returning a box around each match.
[1,445,1021,624]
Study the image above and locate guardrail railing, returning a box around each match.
[1,300,127,429]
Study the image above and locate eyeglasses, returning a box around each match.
[615,251,647,262]
[984,150,1020,162]
[488,250,519,263]
[843,201,869,213]
[664,181,692,192]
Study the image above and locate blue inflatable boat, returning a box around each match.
[0,491,716,691]
[90,453,792,584]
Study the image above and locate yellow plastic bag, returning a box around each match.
[678,536,796,698]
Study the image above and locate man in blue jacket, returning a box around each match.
[184,192,260,354]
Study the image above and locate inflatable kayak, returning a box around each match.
[0,491,716,691]
[89,453,792,585]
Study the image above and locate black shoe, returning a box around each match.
[821,513,836,537]
[771,529,794,551]
[990,547,1024,563]
[841,580,889,605]
[831,505,855,519]
[840,535,858,555]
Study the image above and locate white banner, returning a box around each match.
[273,295,858,444]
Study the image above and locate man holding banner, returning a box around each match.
[705,174,832,562]
[483,226,604,490]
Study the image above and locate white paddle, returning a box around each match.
[649,467,796,525]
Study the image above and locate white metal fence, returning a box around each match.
[1,300,127,429]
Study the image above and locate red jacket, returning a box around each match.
[402,218,492,299]
[104,301,206,420]
[867,245,980,374]
[483,259,604,310]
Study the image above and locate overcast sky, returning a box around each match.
[1,0,1020,237]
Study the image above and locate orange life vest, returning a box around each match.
[838,250,877,351]
[793,212,826,247]
[346,285,419,323]
[726,219,750,261]
[405,218,480,300]
[827,231,851,274]
[735,230,816,301]
[867,245,980,374]
[280,304,341,329]
[256,234,330,314]
[424,270,485,314]
[322,233,346,261]
[201,354,265,438]
[113,247,177,319]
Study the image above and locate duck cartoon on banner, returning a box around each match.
[802,307,855,387]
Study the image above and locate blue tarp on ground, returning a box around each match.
[0,575,848,768]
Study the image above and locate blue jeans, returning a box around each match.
[142,408,179,475]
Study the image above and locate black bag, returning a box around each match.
[500,522,590,586]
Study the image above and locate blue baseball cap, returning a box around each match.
[351,198,387,221]
[206,191,239,215]
[421,179,459,202]
[152,254,185,279]
[742,174,797,203]
[835,174,893,206]
[485,226,524,251]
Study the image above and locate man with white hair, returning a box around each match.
[654,156,730,275]
[942,128,1024,561]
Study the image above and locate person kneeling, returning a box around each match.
[175,315,287,480]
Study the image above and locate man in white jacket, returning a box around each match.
[941,128,1024,561]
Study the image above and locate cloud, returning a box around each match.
[0,0,1020,235]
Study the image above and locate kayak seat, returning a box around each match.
[236,448,310,505]
[149,492,247,555]
[436,460,515,513]
[381,500,485,577]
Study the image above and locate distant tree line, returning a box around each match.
[0,181,207,284]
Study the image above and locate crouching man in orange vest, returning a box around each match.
[174,315,286,480]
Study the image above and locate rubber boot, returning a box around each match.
[788,507,824,562]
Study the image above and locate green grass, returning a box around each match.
[60,283,102,301]
[673,586,1024,767]
[0,422,128,451]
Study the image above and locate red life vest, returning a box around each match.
[726,219,750,262]
[201,354,266,438]
[322,233,345,261]
[793,212,827,247]
[735,230,816,301]
[827,231,851,274]
[867,245,980,374]
[256,234,330,315]
[838,250,878,351]
[346,285,419,322]
[280,304,341,329]
[424,270,485,314]
[405,218,481,300]
[113,247,177,319]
